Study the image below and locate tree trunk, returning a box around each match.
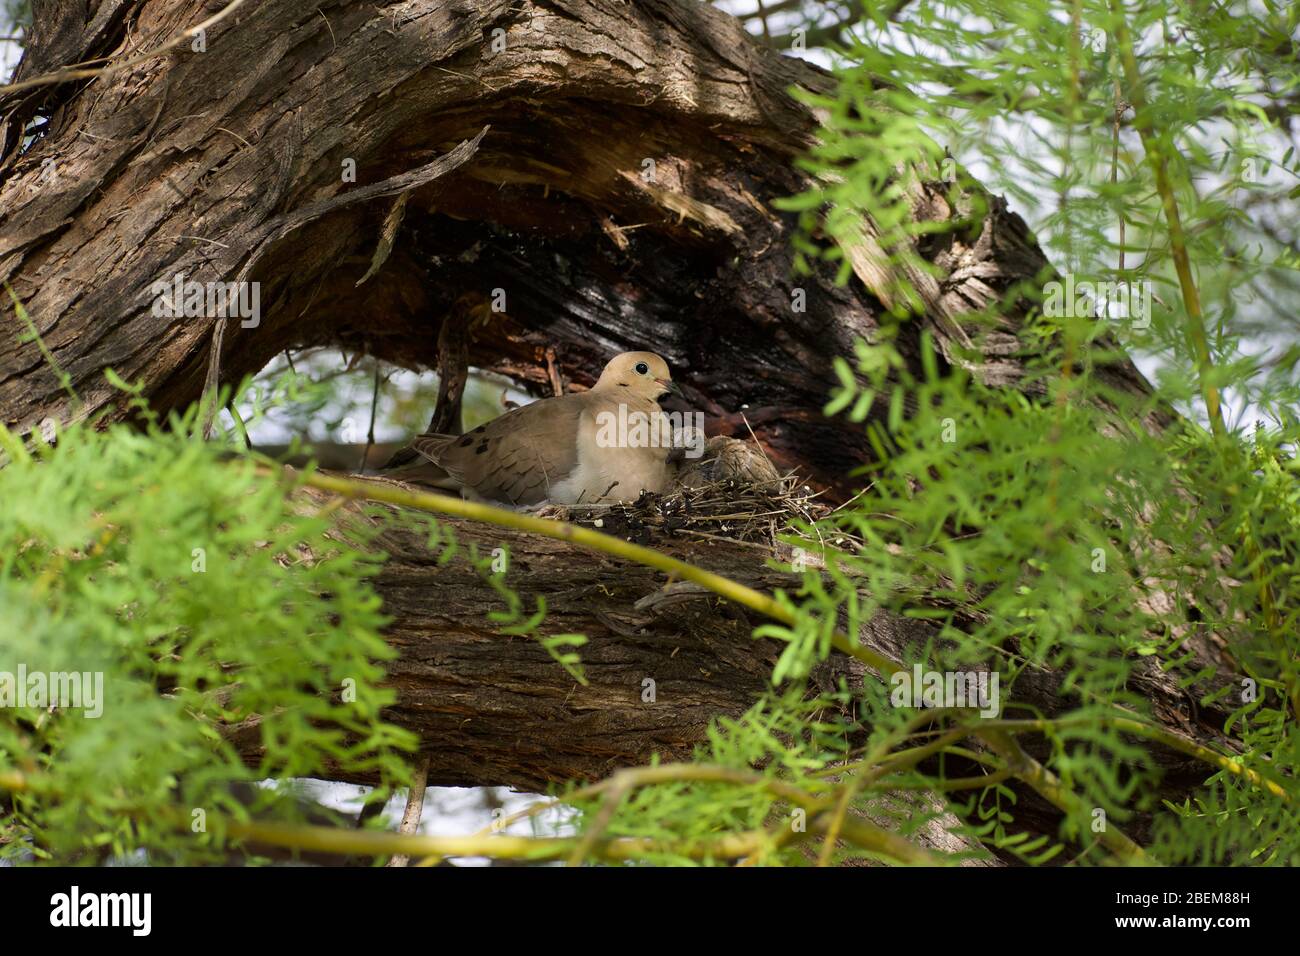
[0,0,1227,855]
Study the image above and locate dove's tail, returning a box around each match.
[379,434,461,491]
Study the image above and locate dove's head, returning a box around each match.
[594,351,680,402]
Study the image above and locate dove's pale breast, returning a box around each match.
[546,394,673,505]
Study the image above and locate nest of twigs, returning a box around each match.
[555,472,827,548]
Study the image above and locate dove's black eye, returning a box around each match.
[635,362,650,375]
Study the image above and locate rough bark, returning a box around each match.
[0,0,1228,856]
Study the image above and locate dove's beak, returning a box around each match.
[657,378,683,399]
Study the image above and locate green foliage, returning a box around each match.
[0,393,417,863]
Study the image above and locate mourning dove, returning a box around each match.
[385,352,684,507]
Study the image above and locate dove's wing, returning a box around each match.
[409,394,586,505]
